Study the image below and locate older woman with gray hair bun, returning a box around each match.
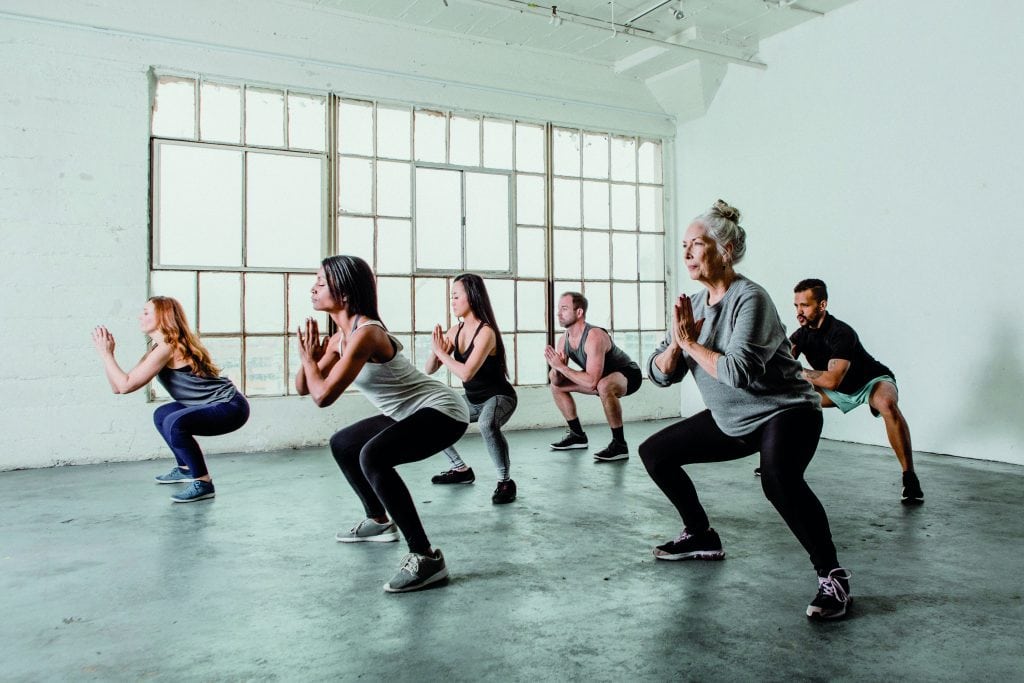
[640,199,853,621]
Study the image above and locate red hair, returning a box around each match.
[148,296,220,377]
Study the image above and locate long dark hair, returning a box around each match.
[321,255,384,324]
[454,273,508,378]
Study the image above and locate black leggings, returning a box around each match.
[639,406,838,571]
[330,408,467,555]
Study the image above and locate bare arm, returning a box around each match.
[299,324,386,407]
[545,329,608,391]
[92,326,173,394]
[801,358,850,390]
[425,324,456,375]
[431,324,495,383]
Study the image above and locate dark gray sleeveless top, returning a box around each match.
[563,324,639,378]
[156,366,238,406]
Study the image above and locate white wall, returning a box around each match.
[674,0,1024,465]
[0,2,679,471]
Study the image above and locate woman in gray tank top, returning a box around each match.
[295,255,468,594]
[92,297,249,503]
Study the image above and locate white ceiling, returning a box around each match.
[297,0,859,79]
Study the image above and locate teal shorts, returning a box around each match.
[822,375,896,417]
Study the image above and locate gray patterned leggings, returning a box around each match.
[443,394,517,481]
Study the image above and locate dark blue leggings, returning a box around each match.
[639,406,839,572]
[152,393,250,478]
[330,408,468,554]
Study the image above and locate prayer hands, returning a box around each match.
[543,345,568,371]
[431,324,453,358]
[297,317,328,363]
[92,326,116,356]
[672,294,704,350]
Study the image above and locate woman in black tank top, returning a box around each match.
[92,297,249,503]
[425,274,519,504]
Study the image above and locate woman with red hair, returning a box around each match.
[92,296,249,503]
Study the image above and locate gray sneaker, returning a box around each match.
[383,549,449,593]
[335,518,399,543]
[155,467,195,484]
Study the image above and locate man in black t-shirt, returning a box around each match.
[789,279,923,505]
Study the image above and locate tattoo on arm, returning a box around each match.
[804,369,823,379]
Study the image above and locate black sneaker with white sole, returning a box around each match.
[431,467,475,485]
[384,549,449,593]
[593,440,629,462]
[550,429,588,450]
[901,471,924,505]
[653,528,726,561]
[806,568,853,620]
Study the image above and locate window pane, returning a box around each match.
[515,123,544,173]
[245,336,286,396]
[465,172,510,272]
[287,335,302,394]
[150,271,197,326]
[288,273,326,332]
[552,230,581,279]
[638,233,664,280]
[414,277,448,331]
[246,153,323,269]
[199,82,239,144]
[640,282,665,329]
[376,219,412,274]
[582,181,609,229]
[377,106,411,160]
[515,333,548,385]
[582,133,609,179]
[612,282,639,330]
[414,110,446,163]
[152,76,195,139]
[553,127,581,177]
[611,184,637,230]
[202,337,242,389]
[414,334,435,371]
[198,272,241,334]
[584,281,611,329]
[156,144,242,267]
[450,115,480,167]
[610,136,637,182]
[339,100,374,156]
[552,178,581,228]
[639,186,664,233]
[377,161,411,218]
[244,273,285,333]
[245,88,284,147]
[583,231,610,280]
[483,119,513,169]
[378,276,412,331]
[287,93,326,152]
[516,174,544,226]
[638,140,663,183]
[615,330,641,369]
[612,233,638,280]
[517,227,546,279]
[338,156,373,214]
[414,168,461,270]
[337,216,374,265]
[484,278,514,333]
[516,280,547,331]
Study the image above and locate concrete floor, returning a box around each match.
[1,419,1022,681]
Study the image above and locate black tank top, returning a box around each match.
[453,322,516,404]
[563,323,639,378]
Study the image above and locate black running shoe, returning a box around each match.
[901,471,924,505]
[593,440,629,462]
[550,429,588,450]
[431,467,475,485]
[807,568,853,620]
[653,528,726,561]
[491,479,517,504]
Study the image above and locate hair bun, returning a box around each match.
[712,199,741,224]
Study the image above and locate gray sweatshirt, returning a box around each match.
[646,275,820,437]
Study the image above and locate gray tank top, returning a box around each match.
[563,323,639,378]
[345,319,469,423]
[156,366,238,406]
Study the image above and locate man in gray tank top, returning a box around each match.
[544,292,643,462]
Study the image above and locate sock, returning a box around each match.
[567,418,583,435]
[611,426,625,443]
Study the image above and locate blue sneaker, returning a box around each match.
[154,467,195,484]
[170,480,215,503]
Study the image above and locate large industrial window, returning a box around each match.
[149,73,665,397]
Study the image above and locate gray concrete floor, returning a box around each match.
[1,419,1022,681]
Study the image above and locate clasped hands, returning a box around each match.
[297,317,329,363]
[672,294,704,350]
